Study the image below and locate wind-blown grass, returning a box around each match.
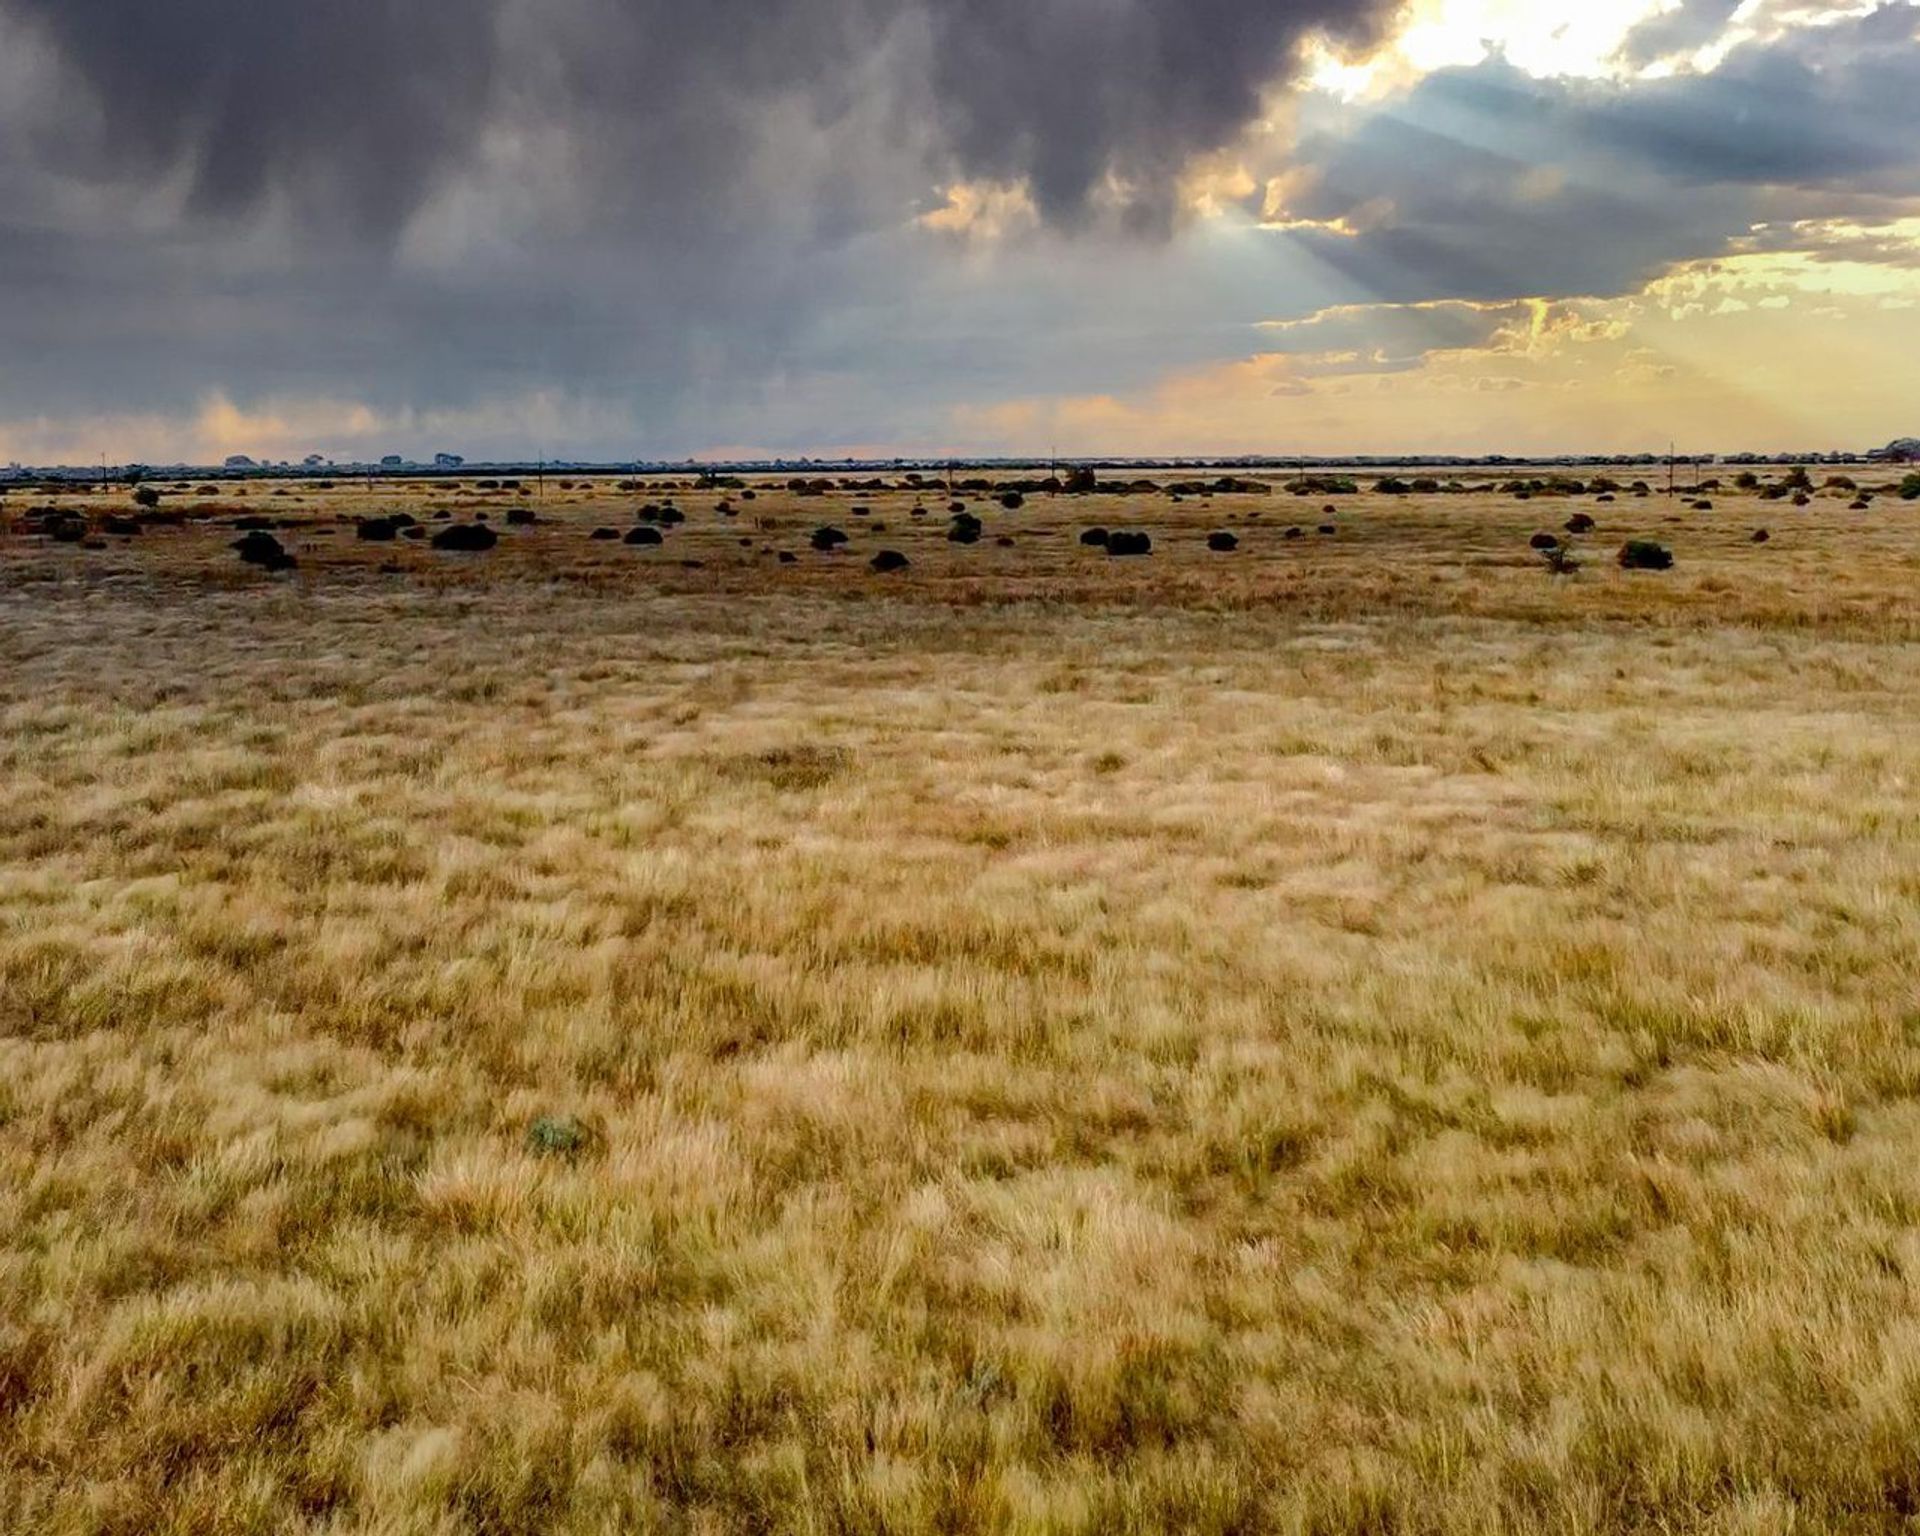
[2,478,1919,1532]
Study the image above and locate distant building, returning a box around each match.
[224,454,256,469]
[434,452,465,469]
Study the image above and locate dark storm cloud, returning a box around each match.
[918,0,1390,228]
[2,0,1396,237]
[0,0,1405,452]
[6,0,500,231]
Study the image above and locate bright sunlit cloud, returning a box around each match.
[1306,0,1676,98]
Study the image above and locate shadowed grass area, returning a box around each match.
[2,475,1919,1531]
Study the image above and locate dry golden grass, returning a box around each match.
[2,474,1919,1533]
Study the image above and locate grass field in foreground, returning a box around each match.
[2,476,1919,1533]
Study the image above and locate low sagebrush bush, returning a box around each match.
[1619,539,1674,571]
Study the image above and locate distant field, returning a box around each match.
[3,474,1919,1533]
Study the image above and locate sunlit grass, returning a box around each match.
[2,475,1919,1532]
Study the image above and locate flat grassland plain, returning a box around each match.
[2,472,1918,1534]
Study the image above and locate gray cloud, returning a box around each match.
[0,0,1403,455]
[2,0,1394,238]
[1577,3,1920,190]
[7,1,500,233]
[1612,0,1744,71]
[0,0,1916,459]
[1268,7,1920,311]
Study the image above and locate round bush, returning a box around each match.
[1618,539,1674,571]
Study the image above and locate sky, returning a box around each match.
[0,0,1915,465]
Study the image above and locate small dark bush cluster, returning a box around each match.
[357,514,418,542]
[1169,476,1269,497]
[625,526,664,547]
[870,549,910,573]
[1619,539,1674,571]
[431,524,498,552]
[1106,531,1152,557]
[949,512,983,545]
[811,526,849,551]
[1207,531,1238,552]
[1503,476,1593,498]
[233,530,296,571]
